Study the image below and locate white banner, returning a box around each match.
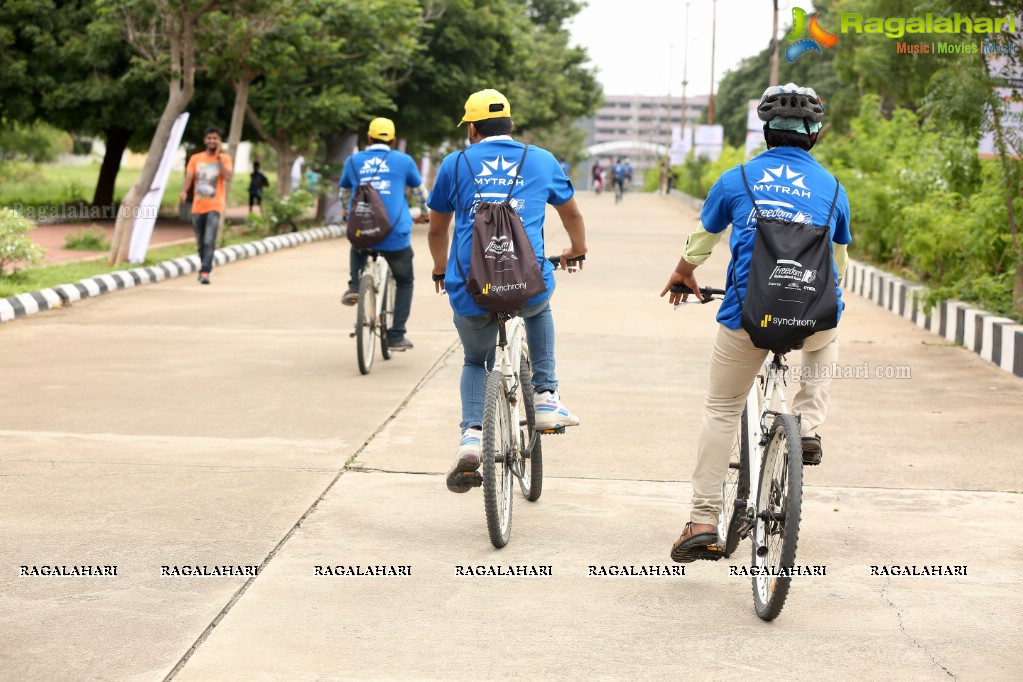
[130,112,190,263]
[693,124,724,161]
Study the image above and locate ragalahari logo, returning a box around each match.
[786,7,839,62]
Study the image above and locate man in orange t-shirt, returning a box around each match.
[180,126,233,284]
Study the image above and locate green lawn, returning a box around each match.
[0,161,276,214]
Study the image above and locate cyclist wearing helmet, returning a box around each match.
[659,83,852,562]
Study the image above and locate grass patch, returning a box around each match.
[0,161,276,215]
[0,232,258,298]
[64,225,110,251]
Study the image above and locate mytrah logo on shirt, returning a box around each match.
[752,164,812,198]
[360,157,390,174]
[786,7,839,62]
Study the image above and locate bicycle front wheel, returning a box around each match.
[482,370,514,548]
[380,272,396,360]
[356,273,377,375]
[751,413,803,621]
[720,405,750,558]
[516,351,543,502]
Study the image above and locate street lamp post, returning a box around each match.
[708,0,717,125]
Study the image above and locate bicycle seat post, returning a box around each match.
[495,313,509,349]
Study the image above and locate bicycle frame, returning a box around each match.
[733,353,790,560]
[494,314,526,466]
[367,253,390,321]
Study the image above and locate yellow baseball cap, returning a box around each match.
[458,89,512,126]
[368,117,395,141]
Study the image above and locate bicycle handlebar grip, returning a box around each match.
[548,254,586,268]
[670,284,695,295]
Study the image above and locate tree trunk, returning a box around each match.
[109,15,196,264]
[224,76,251,206]
[315,131,356,221]
[276,145,292,197]
[93,126,132,209]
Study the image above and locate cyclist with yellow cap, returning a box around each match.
[339,117,429,352]
[427,89,588,493]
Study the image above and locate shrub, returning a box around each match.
[64,225,110,251]
[0,208,44,275]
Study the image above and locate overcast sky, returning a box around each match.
[568,0,787,97]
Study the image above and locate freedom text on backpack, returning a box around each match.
[347,151,392,248]
[455,145,546,313]
[738,164,841,353]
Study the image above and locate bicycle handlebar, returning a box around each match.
[669,284,727,303]
[548,254,586,270]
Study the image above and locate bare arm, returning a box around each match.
[218,153,233,183]
[553,197,587,263]
[178,170,194,203]
[428,210,453,292]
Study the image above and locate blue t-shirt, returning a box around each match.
[611,163,625,181]
[427,137,574,317]
[701,146,852,330]
[339,144,423,251]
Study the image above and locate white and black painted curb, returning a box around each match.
[0,225,344,324]
[847,260,1023,379]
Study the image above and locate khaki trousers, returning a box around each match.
[689,325,840,525]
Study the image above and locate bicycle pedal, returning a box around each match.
[538,426,566,435]
[695,546,725,561]
[349,332,356,338]
[453,472,483,488]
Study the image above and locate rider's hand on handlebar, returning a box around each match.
[660,270,703,306]
[561,247,586,273]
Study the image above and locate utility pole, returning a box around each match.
[769,0,780,85]
[681,2,690,142]
[666,43,673,154]
[708,0,717,125]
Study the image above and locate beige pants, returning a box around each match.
[690,325,840,525]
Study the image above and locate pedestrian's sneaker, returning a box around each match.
[198,272,210,285]
[341,287,358,306]
[387,335,414,351]
[533,390,580,430]
[446,428,482,493]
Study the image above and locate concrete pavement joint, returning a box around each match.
[880,576,957,679]
[162,337,458,681]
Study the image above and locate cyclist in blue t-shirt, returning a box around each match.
[339,117,428,351]
[610,158,626,195]
[427,89,588,494]
[659,83,852,562]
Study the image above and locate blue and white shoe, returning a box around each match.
[533,390,580,430]
[446,428,482,493]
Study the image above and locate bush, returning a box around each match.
[0,208,44,275]
[266,188,315,234]
[64,225,110,251]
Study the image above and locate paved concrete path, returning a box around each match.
[2,193,1021,681]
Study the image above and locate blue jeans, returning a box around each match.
[192,211,221,273]
[350,246,414,339]
[453,297,557,431]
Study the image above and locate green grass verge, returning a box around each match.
[0,232,257,298]
[0,161,276,214]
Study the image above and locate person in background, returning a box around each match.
[179,126,233,285]
[248,161,269,213]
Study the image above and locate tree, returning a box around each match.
[101,0,226,264]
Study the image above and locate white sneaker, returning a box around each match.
[446,428,482,493]
[533,390,580,430]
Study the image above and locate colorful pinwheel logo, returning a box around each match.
[785,7,838,62]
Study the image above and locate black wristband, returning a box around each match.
[432,272,445,282]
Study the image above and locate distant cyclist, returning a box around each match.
[339,117,428,352]
[427,89,588,494]
[660,83,852,562]
[623,157,633,188]
[591,160,604,193]
[610,158,626,201]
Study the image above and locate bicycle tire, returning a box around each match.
[380,272,395,361]
[720,405,750,558]
[356,273,376,375]
[751,413,803,621]
[516,351,543,502]
[482,370,514,548]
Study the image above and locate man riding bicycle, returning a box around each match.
[427,88,588,494]
[660,83,852,562]
[610,158,626,197]
[339,117,428,351]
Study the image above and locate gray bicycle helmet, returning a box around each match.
[757,83,824,123]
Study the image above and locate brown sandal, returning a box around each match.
[670,522,720,563]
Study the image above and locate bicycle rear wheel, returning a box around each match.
[751,413,803,621]
[720,405,750,558]
[356,273,376,375]
[379,272,396,360]
[516,351,543,502]
[482,370,514,548]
